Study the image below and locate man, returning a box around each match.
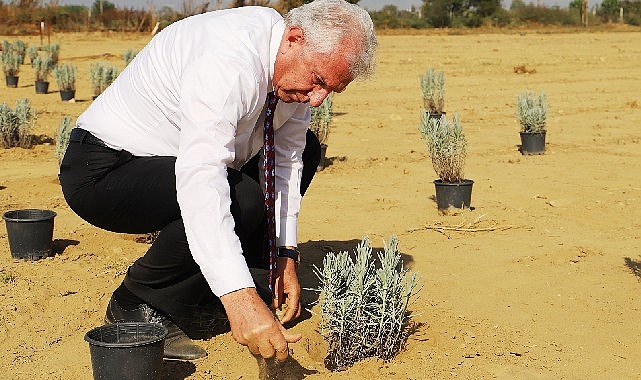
[59,0,376,362]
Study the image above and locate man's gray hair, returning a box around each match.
[284,0,377,80]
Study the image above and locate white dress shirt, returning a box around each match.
[76,7,310,297]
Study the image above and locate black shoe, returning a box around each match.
[105,295,207,360]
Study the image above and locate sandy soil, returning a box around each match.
[1,28,641,379]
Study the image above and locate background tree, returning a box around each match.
[598,0,620,21]
[422,0,500,27]
[370,4,427,29]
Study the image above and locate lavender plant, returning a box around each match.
[26,45,39,66]
[310,93,333,145]
[517,90,548,133]
[420,67,445,115]
[55,116,73,164]
[419,112,467,183]
[42,43,60,64]
[123,49,138,66]
[89,61,120,97]
[33,55,54,82]
[313,236,418,371]
[53,63,77,92]
[1,41,20,77]
[13,40,26,65]
[0,98,36,148]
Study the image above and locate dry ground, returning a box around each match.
[1,28,641,379]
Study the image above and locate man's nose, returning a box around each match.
[309,88,330,107]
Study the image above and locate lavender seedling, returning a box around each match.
[313,236,418,371]
[517,90,548,133]
[420,67,445,115]
[0,98,36,148]
[419,112,467,183]
[55,116,74,164]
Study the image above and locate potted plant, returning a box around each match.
[517,90,548,155]
[53,63,77,101]
[13,40,27,65]
[0,98,36,148]
[42,43,60,65]
[310,93,333,170]
[89,61,120,99]
[2,41,20,88]
[26,45,39,67]
[420,67,445,119]
[123,49,138,66]
[33,55,53,94]
[419,112,473,212]
[55,115,74,165]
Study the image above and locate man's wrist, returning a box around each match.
[277,247,300,265]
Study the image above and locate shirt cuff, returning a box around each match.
[277,216,297,247]
[201,254,256,297]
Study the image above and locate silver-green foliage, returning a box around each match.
[56,116,74,165]
[53,63,77,91]
[42,43,60,64]
[420,67,445,114]
[313,236,418,371]
[123,49,138,66]
[419,112,467,183]
[33,55,54,81]
[89,61,120,96]
[13,40,26,65]
[26,45,39,66]
[0,98,36,148]
[517,90,547,133]
[1,41,20,76]
[310,94,333,145]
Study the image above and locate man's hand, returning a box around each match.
[272,256,302,323]
[220,287,301,361]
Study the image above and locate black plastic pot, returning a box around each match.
[60,89,75,101]
[3,209,56,260]
[35,80,49,94]
[434,179,474,211]
[85,323,167,380]
[520,131,546,155]
[5,75,19,88]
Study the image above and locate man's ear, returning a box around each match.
[285,26,304,46]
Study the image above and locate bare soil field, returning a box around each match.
[1,28,641,379]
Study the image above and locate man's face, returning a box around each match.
[273,27,353,107]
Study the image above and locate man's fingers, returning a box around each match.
[258,336,276,359]
[271,278,285,309]
[271,338,290,362]
[279,301,300,324]
[281,326,302,343]
[247,342,260,356]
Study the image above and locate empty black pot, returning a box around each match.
[85,322,167,380]
[3,209,56,260]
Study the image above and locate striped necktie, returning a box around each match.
[263,91,279,294]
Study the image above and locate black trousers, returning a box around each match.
[59,129,320,320]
